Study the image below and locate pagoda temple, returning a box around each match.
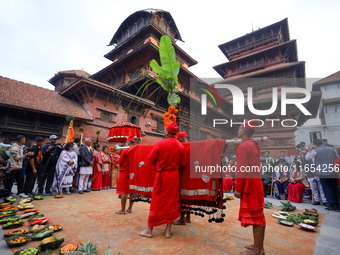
[0,9,233,146]
[213,18,321,156]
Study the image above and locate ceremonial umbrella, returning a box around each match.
[107,121,142,143]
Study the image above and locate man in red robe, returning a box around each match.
[115,136,135,214]
[227,119,266,255]
[173,131,191,225]
[139,121,186,238]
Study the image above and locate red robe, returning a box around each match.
[333,158,340,186]
[116,148,131,195]
[147,136,186,227]
[235,138,266,227]
[92,150,102,191]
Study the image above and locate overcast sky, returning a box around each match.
[1,0,339,125]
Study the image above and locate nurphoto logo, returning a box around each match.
[200,83,312,128]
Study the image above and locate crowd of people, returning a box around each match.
[0,134,121,198]
[221,139,340,211]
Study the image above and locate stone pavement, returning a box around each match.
[1,189,335,255]
[245,193,340,255]
[313,211,340,255]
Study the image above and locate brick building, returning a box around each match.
[0,9,233,147]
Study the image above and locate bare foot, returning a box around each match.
[126,209,132,213]
[173,219,186,225]
[244,244,265,254]
[115,209,126,214]
[240,250,263,255]
[164,229,171,239]
[139,229,152,238]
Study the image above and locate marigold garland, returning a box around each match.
[109,147,115,153]
[163,106,178,127]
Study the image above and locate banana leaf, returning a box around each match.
[0,216,19,224]
[149,35,181,107]
[5,234,30,247]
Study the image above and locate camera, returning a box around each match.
[0,166,10,178]
[296,144,301,148]
[49,144,57,152]
[48,143,62,155]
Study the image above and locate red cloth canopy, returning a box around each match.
[107,121,142,143]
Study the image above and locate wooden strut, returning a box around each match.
[84,85,91,101]
[137,53,147,70]
[111,69,118,78]
[91,89,98,103]
[143,108,150,118]
[106,72,115,86]
[73,92,82,103]
[78,88,87,103]
[104,93,111,107]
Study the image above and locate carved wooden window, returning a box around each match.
[129,115,139,125]
[100,112,112,123]
[274,138,287,146]
[37,114,62,133]
[157,119,164,132]
[158,95,168,109]
[7,109,35,129]
[269,56,276,63]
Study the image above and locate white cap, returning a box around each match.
[49,135,58,139]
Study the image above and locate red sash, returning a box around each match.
[155,139,179,192]
[243,178,261,211]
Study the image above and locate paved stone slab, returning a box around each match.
[315,234,340,248]
[320,214,340,228]
[314,245,340,255]
[328,210,340,216]
[319,225,340,238]
[2,190,323,254]
[0,240,12,255]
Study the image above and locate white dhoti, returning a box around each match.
[80,166,93,175]
[79,166,93,191]
[308,177,327,203]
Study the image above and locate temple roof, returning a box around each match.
[213,61,305,85]
[59,76,155,107]
[213,40,298,78]
[313,70,340,91]
[49,70,91,86]
[218,18,290,60]
[108,9,183,46]
[0,76,92,120]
